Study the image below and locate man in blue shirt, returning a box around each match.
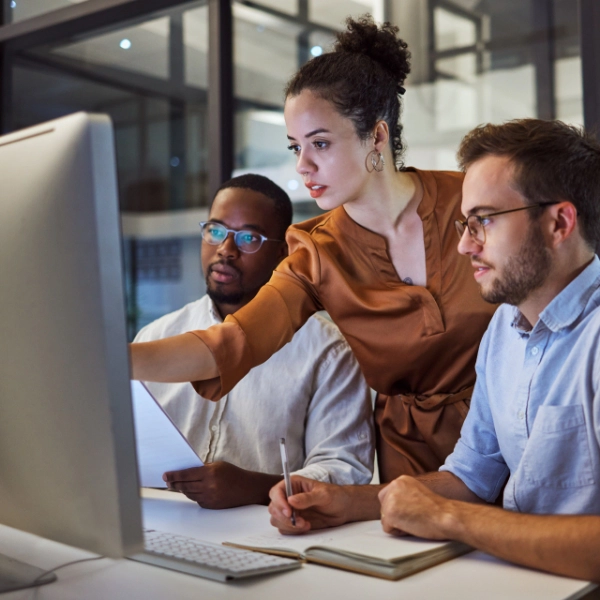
[270,119,600,582]
[378,119,600,581]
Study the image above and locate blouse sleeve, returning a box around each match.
[189,228,323,400]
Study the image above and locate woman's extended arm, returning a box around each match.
[129,333,218,382]
[131,230,321,391]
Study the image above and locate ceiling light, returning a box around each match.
[287,179,299,191]
[119,39,132,50]
[310,45,323,57]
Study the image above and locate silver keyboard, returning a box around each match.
[130,528,301,582]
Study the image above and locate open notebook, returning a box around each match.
[224,520,471,580]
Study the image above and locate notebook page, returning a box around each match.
[310,522,450,561]
[229,527,342,555]
[226,519,446,560]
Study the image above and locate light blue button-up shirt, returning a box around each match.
[442,256,600,514]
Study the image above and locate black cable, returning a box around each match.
[32,555,106,586]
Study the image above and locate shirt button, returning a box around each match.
[517,410,525,420]
[211,425,217,432]
[531,346,539,356]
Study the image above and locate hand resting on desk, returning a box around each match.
[378,473,600,582]
[163,462,282,509]
[378,476,452,539]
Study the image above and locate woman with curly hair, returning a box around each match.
[131,15,495,530]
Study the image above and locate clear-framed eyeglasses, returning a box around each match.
[454,202,560,245]
[199,221,284,254]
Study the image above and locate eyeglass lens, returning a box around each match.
[455,217,485,244]
[201,222,263,253]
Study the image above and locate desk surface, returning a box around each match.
[0,489,595,600]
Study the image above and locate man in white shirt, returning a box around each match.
[135,174,373,509]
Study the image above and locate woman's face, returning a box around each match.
[284,89,374,211]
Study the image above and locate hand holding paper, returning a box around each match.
[130,381,203,488]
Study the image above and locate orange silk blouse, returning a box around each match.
[190,169,496,480]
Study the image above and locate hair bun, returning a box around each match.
[334,15,411,89]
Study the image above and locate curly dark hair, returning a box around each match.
[285,15,411,169]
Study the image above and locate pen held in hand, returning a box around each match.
[279,437,296,526]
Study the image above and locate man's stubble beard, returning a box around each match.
[206,285,246,306]
[204,271,271,308]
[205,274,245,306]
[480,220,552,306]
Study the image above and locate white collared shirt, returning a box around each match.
[134,295,374,484]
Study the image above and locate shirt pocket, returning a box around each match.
[521,405,595,488]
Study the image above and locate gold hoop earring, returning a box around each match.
[366,150,385,173]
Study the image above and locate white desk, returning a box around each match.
[0,489,596,600]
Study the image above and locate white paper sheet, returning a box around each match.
[130,380,204,487]
[227,520,449,559]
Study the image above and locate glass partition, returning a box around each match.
[394,0,582,170]
[232,0,582,217]
[9,2,209,336]
[5,0,91,24]
[3,0,583,336]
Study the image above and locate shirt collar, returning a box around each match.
[510,308,532,334]
[510,255,600,334]
[207,297,224,324]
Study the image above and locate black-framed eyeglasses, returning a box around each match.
[454,202,560,245]
[199,221,284,254]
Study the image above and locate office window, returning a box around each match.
[53,16,171,79]
[1,0,585,336]
[6,3,210,336]
[4,0,92,23]
[553,0,582,124]
[232,2,301,213]
[390,0,583,170]
[232,0,305,175]
[249,0,298,16]
[11,7,209,211]
[184,5,209,88]
[309,0,381,29]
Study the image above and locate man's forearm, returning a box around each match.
[442,501,600,582]
[416,470,485,503]
[345,471,481,524]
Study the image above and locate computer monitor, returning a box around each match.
[0,112,143,591]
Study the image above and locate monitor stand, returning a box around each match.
[0,554,56,593]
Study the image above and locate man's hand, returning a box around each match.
[378,475,456,540]
[268,476,381,534]
[164,462,281,510]
[379,475,600,583]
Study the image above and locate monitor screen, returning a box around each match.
[0,112,143,582]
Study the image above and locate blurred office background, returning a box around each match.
[0,0,597,338]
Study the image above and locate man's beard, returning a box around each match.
[205,262,245,306]
[480,221,552,306]
[206,285,245,306]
